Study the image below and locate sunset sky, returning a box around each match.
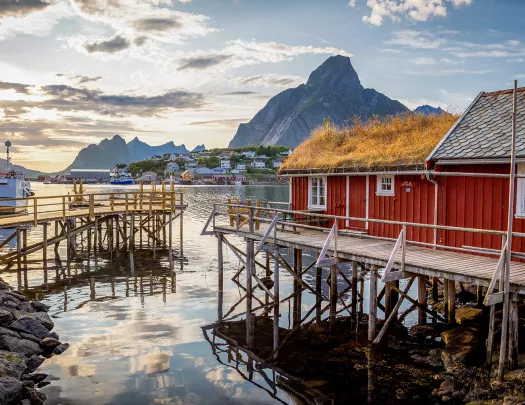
[1,0,524,172]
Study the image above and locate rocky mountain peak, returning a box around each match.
[306,55,361,90]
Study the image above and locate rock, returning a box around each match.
[504,368,525,384]
[24,356,43,374]
[455,307,483,325]
[438,379,463,397]
[53,343,69,355]
[8,317,50,339]
[39,338,60,349]
[0,310,13,326]
[30,313,53,331]
[19,333,41,345]
[0,328,19,338]
[16,302,35,314]
[440,327,484,371]
[0,281,9,290]
[504,396,525,405]
[36,382,49,388]
[0,336,42,358]
[441,327,480,346]
[21,399,31,405]
[0,350,27,379]
[29,302,49,313]
[0,376,23,404]
[48,332,59,340]
[24,386,46,405]
[1,301,18,311]
[3,292,27,302]
[409,325,435,339]
[21,373,47,384]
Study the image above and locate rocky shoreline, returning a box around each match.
[0,281,68,404]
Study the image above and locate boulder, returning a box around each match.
[440,327,484,371]
[30,313,53,331]
[48,332,59,340]
[0,281,9,291]
[9,318,50,339]
[24,356,44,374]
[0,336,43,358]
[53,343,69,356]
[24,386,46,405]
[0,376,23,404]
[1,301,18,311]
[16,303,35,314]
[409,325,436,339]
[0,350,27,379]
[0,310,13,326]
[29,302,49,313]
[504,397,525,405]
[39,338,60,349]
[21,373,47,384]
[21,400,31,405]
[0,328,19,338]
[455,307,483,325]
[3,292,27,302]
[19,333,40,345]
[441,327,480,346]
[437,379,463,397]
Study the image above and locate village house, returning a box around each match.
[280,87,525,256]
[166,162,180,172]
[242,150,256,158]
[236,163,246,172]
[180,170,194,183]
[140,171,157,182]
[251,160,265,169]
[186,161,198,168]
[220,160,231,170]
[272,160,282,168]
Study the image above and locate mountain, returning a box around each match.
[413,105,447,116]
[0,158,41,178]
[228,55,409,148]
[64,135,189,171]
[191,144,206,153]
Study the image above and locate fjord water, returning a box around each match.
[0,183,421,404]
[0,183,295,404]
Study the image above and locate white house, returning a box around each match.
[169,154,178,161]
[186,161,198,168]
[251,160,265,168]
[220,160,231,169]
[272,160,282,168]
[236,163,246,172]
[279,149,293,157]
[242,151,256,158]
[166,162,180,172]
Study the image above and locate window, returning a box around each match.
[518,164,525,216]
[376,175,395,196]
[309,176,326,209]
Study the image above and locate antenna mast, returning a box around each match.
[5,141,11,171]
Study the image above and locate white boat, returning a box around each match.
[110,172,134,185]
[0,141,33,214]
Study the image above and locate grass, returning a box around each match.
[280,113,459,170]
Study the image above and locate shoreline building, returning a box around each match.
[68,169,111,183]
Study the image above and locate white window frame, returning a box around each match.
[308,176,327,210]
[376,175,395,196]
[517,164,525,216]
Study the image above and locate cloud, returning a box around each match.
[0,0,50,17]
[173,40,351,73]
[84,35,131,54]
[230,74,305,88]
[387,30,448,49]
[131,17,182,32]
[223,91,259,96]
[177,55,233,71]
[56,74,103,84]
[188,118,250,128]
[361,0,473,26]
[0,81,32,94]
[408,57,460,65]
[406,68,492,76]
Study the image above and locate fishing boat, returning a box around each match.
[0,141,33,214]
[110,172,134,185]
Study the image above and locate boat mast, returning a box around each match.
[5,141,11,171]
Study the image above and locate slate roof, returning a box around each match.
[429,87,525,161]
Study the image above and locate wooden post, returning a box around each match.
[508,293,519,369]
[432,277,439,302]
[62,196,66,222]
[246,238,254,346]
[293,248,302,327]
[447,280,456,324]
[351,261,358,329]
[443,278,449,320]
[217,234,224,322]
[273,246,280,359]
[418,275,427,325]
[129,214,135,251]
[22,229,28,289]
[247,313,256,350]
[115,216,120,260]
[486,304,496,366]
[368,266,378,342]
[168,212,173,269]
[33,199,37,226]
[16,229,22,290]
[316,266,322,326]
[329,264,337,333]
[476,285,483,306]
[42,223,48,268]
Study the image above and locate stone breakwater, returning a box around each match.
[0,282,68,404]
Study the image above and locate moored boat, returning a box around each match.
[0,141,33,214]
[110,172,134,185]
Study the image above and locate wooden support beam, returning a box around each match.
[486,304,496,366]
[273,247,280,360]
[387,281,446,323]
[293,248,302,327]
[218,234,224,323]
[368,265,378,342]
[329,264,337,333]
[447,280,456,325]
[508,293,519,370]
[246,239,254,346]
[418,275,427,325]
[351,261,358,323]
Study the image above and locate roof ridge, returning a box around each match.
[484,87,525,97]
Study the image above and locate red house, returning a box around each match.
[281,87,525,256]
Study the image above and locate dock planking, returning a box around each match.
[214,224,525,294]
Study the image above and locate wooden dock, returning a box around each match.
[203,201,522,378]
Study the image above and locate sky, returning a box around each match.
[0,0,524,172]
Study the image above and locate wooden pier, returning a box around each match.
[0,183,186,289]
[203,201,524,378]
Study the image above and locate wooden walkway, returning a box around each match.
[214,224,525,294]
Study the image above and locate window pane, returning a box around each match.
[320,196,325,206]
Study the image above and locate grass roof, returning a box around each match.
[280,113,459,171]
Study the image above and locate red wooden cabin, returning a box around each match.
[281,87,525,257]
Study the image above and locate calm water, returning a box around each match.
[0,183,420,405]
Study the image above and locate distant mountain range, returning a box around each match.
[228,55,409,148]
[413,105,447,116]
[63,135,191,172]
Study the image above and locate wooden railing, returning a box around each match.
[0,189,184,226]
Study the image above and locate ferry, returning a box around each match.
[0,141,33,214]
